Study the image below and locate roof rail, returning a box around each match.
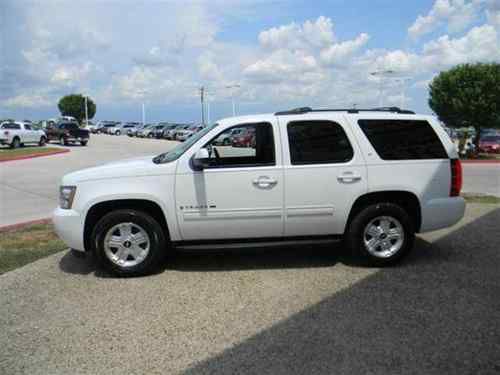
[274,107,313,115]
[274,106,415,115]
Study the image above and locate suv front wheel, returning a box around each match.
[346,203,415,266]
[92,209,166,276]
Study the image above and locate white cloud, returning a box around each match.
[408,0,482,40]
[320,33,370,65]
[3,94,52,108]
[258,16,335,51]
[421,24,500,67]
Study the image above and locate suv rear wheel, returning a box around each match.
[346,203,415,266]
[92,209,166,276]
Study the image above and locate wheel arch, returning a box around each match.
[346,190,422,233]
[84,199,170,252]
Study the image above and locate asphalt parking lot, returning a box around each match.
[1,203,499,374]
[0,134,498,227]
[0,135,178,226]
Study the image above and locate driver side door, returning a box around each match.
[175,120,284,241]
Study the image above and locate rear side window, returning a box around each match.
[358,119,448,160]
[1,123,21,129]
[287,120,353,165]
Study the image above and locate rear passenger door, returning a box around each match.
[279,115,368,236]
[23,124,36,142]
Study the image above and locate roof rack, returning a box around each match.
[275,106,415,115]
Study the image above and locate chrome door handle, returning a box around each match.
[253,176,278,189]
[337,173,362,183]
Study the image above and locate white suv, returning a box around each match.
[53,107,465,276]
[0,121,47,148]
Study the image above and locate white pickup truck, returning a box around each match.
[53,107,465,276]
[0,121,47,148]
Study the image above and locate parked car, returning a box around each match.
[162,124,183,140]
[108,122,139,136]
[0,121,47,148]
[170,124,191,140]
[83,120,95,132]
[136,124,154,138]
[97,122,119,134]
[176,124,205,142]
[53,106,465,276]
[93,121,114,134]
[479,135,500,153]
[213,127,243,146]
[45,121,90,146]
[160,124,178,139]
[232,127,256,147]
[151,124,167,139]
[127,124,143,137]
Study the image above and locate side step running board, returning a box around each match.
[173,237,341,251]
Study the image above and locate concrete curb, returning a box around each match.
[0,148,69,163]
[0,218,52,233]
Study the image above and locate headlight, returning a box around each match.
[59,186,76,209]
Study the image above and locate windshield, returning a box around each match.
[153,123,218,164]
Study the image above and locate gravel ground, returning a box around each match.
[1,204,499,375]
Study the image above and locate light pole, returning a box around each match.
[225,84,240,116]
[370,70,395,107]
[137,89,147,126]
[84,95,89,126]
[142,103,146,126]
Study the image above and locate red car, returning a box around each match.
[232,128,256,148]
[479,135,500,153]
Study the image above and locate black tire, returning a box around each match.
[116,130,121,136]
[80,140,88,146]
[92,209,167,276]
[11,137,20,149]
[148,133,153,138]
[39,136,47,146]
[60,135,69,146]
[346,203,415,266]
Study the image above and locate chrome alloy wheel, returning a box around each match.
[103,222,150,267]
[363,216,404,258]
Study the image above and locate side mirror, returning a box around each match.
[191,148,210,171]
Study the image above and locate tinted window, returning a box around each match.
[24,124,32,130]
[1,123,21,129]
[203,123,275,168]
[358,119,447,160]
[287,121,353,165]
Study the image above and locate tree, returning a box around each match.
[57,94,96,125]
[429,63,500,150]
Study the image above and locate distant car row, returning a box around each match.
[92,122,207,141]
[0,120,89,148]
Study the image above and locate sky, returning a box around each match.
[1,0,500,123]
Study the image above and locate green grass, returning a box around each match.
[0,223,66,275]
[0,146,64,161]
[462,194,500,204]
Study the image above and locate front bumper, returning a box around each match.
[53,207,85,251]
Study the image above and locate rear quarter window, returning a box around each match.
[358,119,448,160]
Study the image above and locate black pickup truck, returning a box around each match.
[46,122,90,146]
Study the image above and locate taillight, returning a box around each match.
[450,159,462,197]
